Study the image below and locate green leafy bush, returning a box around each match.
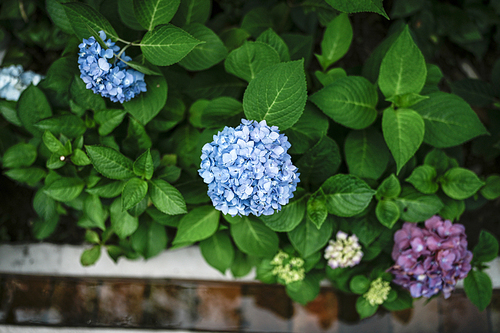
[1,0,499,318]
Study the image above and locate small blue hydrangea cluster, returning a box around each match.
[78,31,146,103]
[0,65,44,101]
[199,119,300,217]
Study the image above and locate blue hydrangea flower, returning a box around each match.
[199,119,300,217]
[78,31,146,103]
[0,65,44,101]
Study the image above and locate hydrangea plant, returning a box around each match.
[1,0,500,320]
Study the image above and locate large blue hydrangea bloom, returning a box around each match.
[78,31,146,103]
[199,119,300,217]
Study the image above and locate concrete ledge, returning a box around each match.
[0,243,499,288]
[0,243,255,281]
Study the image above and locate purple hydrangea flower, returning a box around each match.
[78,31,146,103]
[198,119,300,216]
[389,216,472,299]
[0,65,44,101]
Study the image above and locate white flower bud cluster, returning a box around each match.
[324,231,363,269]
[363,277,391,306]
[270,250,305,285]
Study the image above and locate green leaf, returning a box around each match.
[118,0,144,30]
[230,216,279,257]
[80,245,101,266]
[85,145,135,180]
[481,175,500,200]
[310,76,378,129]
[46,153,66,170]
[382,108,424,174]
[441,168,484,200]
[2,143,37,168]
[17,85,52,137]
[395,187,444,222]
[412,92,488,148]
[390,0,424,18]
[406,165,438,194]
[171,0,211,26]
[231,250,255,278]
[296,136,341,187]
[0,100,21,126]
[383,289,413,311]
[355,295,378,319]
[4,167,46,186]
[149,179,187,215]
[375,200,400,228]
[86,179,125,198]
[133,149,155,180]
[243,60,307,130]
[122,59,162,76]
[326,0,389,19]
[70,75,105,112]
[387,93,429,109]
[220,28,251,52]
[94,109,126,136]
[140,24,203,66]
[259,190,306,232]
[123,118,152,155]
[127,196,148,217]
[376,174,401,199]
[45,0,73,34]
[32,217,59,240]
[225,41,280,82]
[199,97,243,128]
[315,13,352,71]
[286,273,321,305]
[288,215,333,257]
[464,270,492,312]
[473,230,499,264]
[450,79,496,107]
[110,198,139,239]
[122,178,148,211]
[35,114,86,139]
[123,75,168,125]
[345,128,390,180]
[241,7,273,38]
[315,68,347,87]
[134,0,180,30]
[307,191,328,229]
[84,194,105,230]
[179,23,227,71]
[350,275,371,294]
[33,189,58,222]
[424,148,453,176]
[63,2,118,41]
[44,177,85,202]
[256,28,290,62]
[130,221,167,259]
[378,25,427,98]
[71,149,91,166]
[85,230,100,244]
[438,196,465,222]
[184,66,246,100]
[281,33,314,67]
[285,103,329,155]
[350,215,385,246]
[200,231,235,274]
[321,174,375,217]
[173,206,219,244]
[146,207,182,227]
